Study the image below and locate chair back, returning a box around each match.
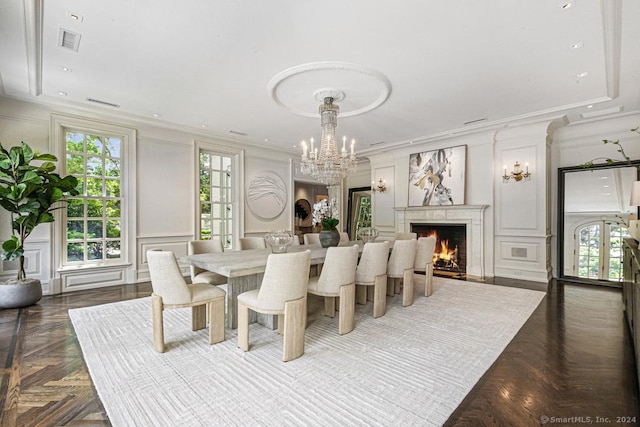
[339,232,349,243]
[315,245,359,293]
[388,239,417,276]
[356,241,390,284]
[239,237,266,250]
[303,233,321,245]
[395,232,417,240]
[414,236,437,272]
[291,235,301,245]
[188,239,224,277]
[257,250,311,310]
[147,250,190,305]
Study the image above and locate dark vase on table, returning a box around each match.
[319,228,340,248]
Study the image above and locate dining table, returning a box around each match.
[182,242,365,329]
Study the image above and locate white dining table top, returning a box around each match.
[183,242,364,278]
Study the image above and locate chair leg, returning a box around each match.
[367,286,374,302]
[152,294,165,353]
[394,277,401,294]
[282,297,306,362]
[192,305,206,331]
[402,268,415,307]
[425,263,433,297]
[277,314,284,335]
[373,274,387,318]
[208,298,225,344]
[324,296,336,317]
[356,285,367,305]
[338,284,355,335]
[238,301,250,352]
[386,277,394,296]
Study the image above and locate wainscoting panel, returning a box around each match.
[137,235,193,282]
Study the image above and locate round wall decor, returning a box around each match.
[246,171,287,219]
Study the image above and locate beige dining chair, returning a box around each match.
[387,239,417,307]
[188,239,226,286]
[395,232,417,240]
[237,250,311,362]
[303,233,321,246]
[414,236,437,297]
[147,250,226,353]
[339,232,349,243]
[239,237,266,250]
[355,241,390,318]
[307,245,359,335]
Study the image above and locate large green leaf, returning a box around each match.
[21,142,34,163]
[33,153,58,162]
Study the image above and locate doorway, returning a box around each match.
[573,220,628,281]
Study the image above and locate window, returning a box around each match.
[64,131,123,263]
[198,149,239,249]
[575,220,629,281]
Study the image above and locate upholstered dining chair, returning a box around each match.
[188,239,226,286]
[307,245,359,335]
[395,232,417,240]
[387,239,417,307]
[237,250,311,362]
[147,250,226,353]
[355,241,390,318]
[303,233,321,246]
[339,232,350,243]
[414,236,437,297]
[239,236,267,250]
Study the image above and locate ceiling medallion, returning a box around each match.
[267,61,392,118]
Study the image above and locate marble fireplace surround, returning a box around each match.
[395,205,488,280]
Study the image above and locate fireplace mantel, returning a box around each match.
[394,205,488,279]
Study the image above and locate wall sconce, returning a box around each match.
[371,178,387,193]
[502,161,531,183]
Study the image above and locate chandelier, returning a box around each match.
[300,97,357,186]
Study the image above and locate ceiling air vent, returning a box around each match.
[463,118,488,126]
[58,28,81,52]
[86,98,120,108]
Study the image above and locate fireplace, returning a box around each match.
[411,223,467,279]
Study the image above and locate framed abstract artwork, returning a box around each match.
[408,145,466,206]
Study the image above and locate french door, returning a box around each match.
[575,220,628,281]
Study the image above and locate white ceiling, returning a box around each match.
[0,0,638,155]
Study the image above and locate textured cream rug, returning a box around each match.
[69,278,544,426]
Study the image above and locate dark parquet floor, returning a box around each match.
[1,279,638,426]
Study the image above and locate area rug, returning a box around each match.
[69,278,545,426]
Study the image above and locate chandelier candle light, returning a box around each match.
[300,97,357,186]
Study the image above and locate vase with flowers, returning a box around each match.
[313,198,340,248]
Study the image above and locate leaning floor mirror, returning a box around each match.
[558,161,640,286]
[346,187,372,241]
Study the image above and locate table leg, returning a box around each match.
[226,273,275,330]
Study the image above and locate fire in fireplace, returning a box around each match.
[411,223,466,278]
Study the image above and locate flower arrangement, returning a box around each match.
[312,198,339,230]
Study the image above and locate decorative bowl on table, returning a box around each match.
[264,229,294,253]
[358,227,379,243]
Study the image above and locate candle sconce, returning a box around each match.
[503,161,531,183]
[371,178,387,193]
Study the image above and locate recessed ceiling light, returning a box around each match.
[58,91,67,96]
[603,185,610,188]
[62,66,72,72]
[571,41,583,49]
[587,104,594,108]
[153,113,161,118]
[604,193,611,196]
[576,71,589,78]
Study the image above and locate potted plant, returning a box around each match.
[0,142,78,308]
[313,198,340,247]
